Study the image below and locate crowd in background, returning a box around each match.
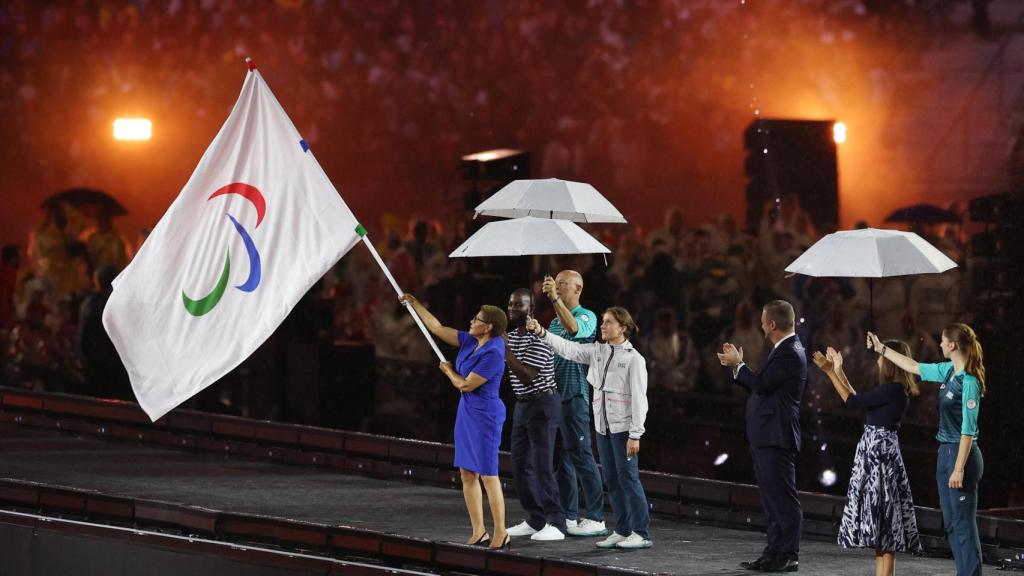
[0,0,988,226]
[0,193,969,427]
[0,0,1001,502]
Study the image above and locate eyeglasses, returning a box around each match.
[470,316,486,324]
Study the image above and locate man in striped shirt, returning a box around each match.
[504,288,565,541]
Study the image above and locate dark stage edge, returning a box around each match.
[0,424,961,576]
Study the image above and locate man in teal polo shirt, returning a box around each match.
[543,270,607,537]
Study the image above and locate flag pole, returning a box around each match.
[355,224,446,362]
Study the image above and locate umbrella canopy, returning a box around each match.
[885,203,959,224]
[449,217,611,258]
[41,187,127,217]
[785,228,957,278]
[473,178,626,223]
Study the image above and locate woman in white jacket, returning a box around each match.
[526,307,652,549]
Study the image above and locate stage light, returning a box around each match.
[819,468,837,487]
[461,148,529,181]
[462,148,522,163]
[113,118,152,141]
[714,453,729,466]
[833,122,846,144]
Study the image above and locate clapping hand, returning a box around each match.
[717,342,743,367]
[826,347,843,370]
[812,350,833,372]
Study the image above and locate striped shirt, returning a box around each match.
[507,328,556,397]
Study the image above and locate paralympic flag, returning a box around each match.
[103,60,362,421]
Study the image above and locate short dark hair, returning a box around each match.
[478,305,507,338]
[763,300,795,331]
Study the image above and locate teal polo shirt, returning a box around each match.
[920,361,981,443]
[549,305,597,401]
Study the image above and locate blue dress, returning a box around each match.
[453,331,506,475]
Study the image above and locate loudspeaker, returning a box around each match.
[744,119,839,234]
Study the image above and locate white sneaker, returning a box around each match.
[530,524,566,541]
[565,519,577,529]
[615,532,653,549]
[595,532,628,548]
[567,518,608,537]
[506,521,538,537]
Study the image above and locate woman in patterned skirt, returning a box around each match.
[812,340,921,576]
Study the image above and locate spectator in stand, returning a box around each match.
[77,265,130,399]
[85,212,129,272]
[642,306,699,394]
[0,245,21,330]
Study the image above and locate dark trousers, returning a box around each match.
[595,430,651,539]
[937,442,984,576]
[751,446,802,560]
[554,395,605,522]
[511,393,565,531]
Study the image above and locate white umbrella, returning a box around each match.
[785,228,957,278]
[449,216,611,258]
[785,228,958,326]
[473,178,626,223]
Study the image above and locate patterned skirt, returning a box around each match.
[838,425,922,553]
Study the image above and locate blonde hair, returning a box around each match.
[880,339,919,397]
[943,323,986,396]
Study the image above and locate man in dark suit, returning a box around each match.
[718,300,807,572]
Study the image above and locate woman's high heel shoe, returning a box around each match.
[469,533,490,546]
[488,533,510,550]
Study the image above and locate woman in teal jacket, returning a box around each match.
[867,323,986,576]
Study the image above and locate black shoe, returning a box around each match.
[762,557,798,572]
[739,557,771,571]
[470,533,490,546]
[489,534,511,550]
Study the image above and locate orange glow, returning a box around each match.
[113,118,152,141]
[833,122,847,144]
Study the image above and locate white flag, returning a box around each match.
[103,62,362,421]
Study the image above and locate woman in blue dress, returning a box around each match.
[868,324,986,576]
[400,294,509,549]
[812,340,921,576]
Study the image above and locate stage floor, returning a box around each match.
[0,424,955,575]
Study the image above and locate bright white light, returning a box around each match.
[113,118,152,141]
[461,148,523,162]
[833,122,847,144]
[714,453,729,466]
[819,468,837,487]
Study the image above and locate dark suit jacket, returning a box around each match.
[735,334,808,452]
